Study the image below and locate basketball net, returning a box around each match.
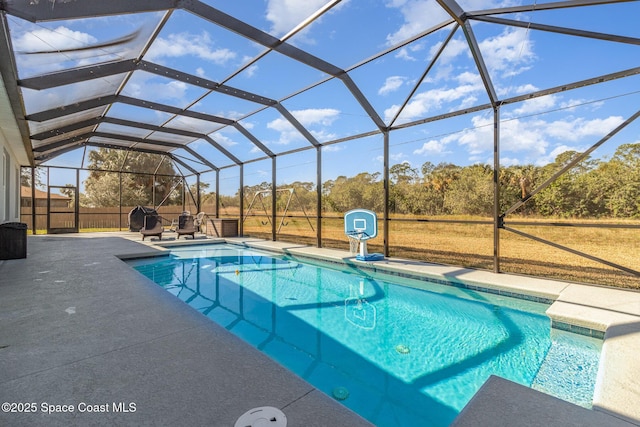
[348,233,362,255]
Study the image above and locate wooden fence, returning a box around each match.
[20,205,220,231]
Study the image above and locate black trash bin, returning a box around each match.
[0,222,27,260]
[178,212,192,229]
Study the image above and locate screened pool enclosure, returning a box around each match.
[1,0,639,288]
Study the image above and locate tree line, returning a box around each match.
[29,143,639,219]
[234,143,640,219]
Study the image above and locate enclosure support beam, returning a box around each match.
[182,177,186,213]
[215,170,220,219]
[239,164,244,237]
[30,167,36,234]
[196,175,201,213]
[383,131,390,258]
[152,174,156,208]
[46,168,50,232]
[75,169,80,233]
[493,106,501,273]
[119,173,123,231]
[272,157,277,242]
[316,146,322,248]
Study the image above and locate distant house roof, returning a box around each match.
[21,186,71,200]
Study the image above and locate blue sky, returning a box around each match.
[6,0,640,195]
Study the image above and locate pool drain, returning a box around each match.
[332,386,349,400]
[235,406,287,427]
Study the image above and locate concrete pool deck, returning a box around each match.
[1,232,639,426]
[0,233,372,427]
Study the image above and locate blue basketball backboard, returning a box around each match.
[344,209,377,240]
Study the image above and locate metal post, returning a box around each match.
[152,173,156,208]
[316,146,322,248]
[196,173,201,213]
[271,157,276,242]
[30,167,36,234]
[46,167,50,233]
[118,172,123,231]
[181,177,186,213]
[239,164,244,236]
[493,106,501,273]
[75,168,80,232]
[383,131,390,257]
[215,170,220,219]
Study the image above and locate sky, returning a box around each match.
[5,0,640,195]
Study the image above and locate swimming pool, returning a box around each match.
[127,243,602,426]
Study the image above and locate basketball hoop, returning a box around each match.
[344,209,384,261]
[347,233,361,255]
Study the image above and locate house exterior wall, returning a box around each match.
[1,71,29,225]
[0,140,21,223]
[20,187,70,208]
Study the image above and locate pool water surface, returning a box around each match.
[127,244,602,427]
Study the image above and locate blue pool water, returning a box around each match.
[127,244,602,426]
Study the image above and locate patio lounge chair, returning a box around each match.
[176,215,196,239]
[140,214,163,241]
[194,212,207,232]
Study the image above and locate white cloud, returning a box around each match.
[385,1,450,45]
[413,139,448,156]
[379,76,406,95]
[395,47,416,61]
[458,0,516,8]
[266,0,343,44]
[514,83,538,94]
[244,64,259,78]
[13,26,109,72]
[123,75,188,103]
[537,144,586,165]
[267,108,340,144]
[384,81,484,122]
[215,133,239,147]
[507,94,557,117]
[146,31,236,65]
[322,144,343,152]
[266,0,328,35]
[497,82,537,99]
[456,114,548,158]
[390,152,407,162]
[500,156,521,166]
[455,71,481,86]
[451,112,625,165]
[545,116,624,141]
[14,26,97,52]
[309,129,338,142]
[560,98,599,111]
[478,27,535,76]
[385,1,515,46]
[163,81,189,99]
[292,108,341,126]
[431,38,468,65]
[500,118,549,154]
